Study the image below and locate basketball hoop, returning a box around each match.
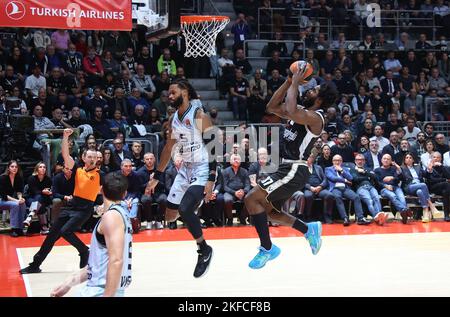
[181,16,229,58]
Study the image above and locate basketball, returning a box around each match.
[289,60,314,83]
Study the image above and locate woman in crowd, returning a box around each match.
[24,162,52,235]
[99,146,118,173]
[401,153,439,222]
[317,144,333,169]
[420,140,436,168]
[0,161,27,237]
[357,135,370,154]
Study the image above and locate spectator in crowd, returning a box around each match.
[304,49,320,77]
[138,153,167,230]
[317,144,333,170]
[104,31,129,61]
[351,153,387,225]
[231,13,251,52]
[133,64,156,102]
[24,162,52,235]
[99,146,118,173]
[90,106,114,139]
[356,135,370,154]
[375,154,411,224]
[425,152,450,222]
[423,122,434,139]
[83,47,104,87]
[303,154,334,224]
[403,89,424,119]
[0,161,26,237]
[415,33,433,50]
[351,86,370,115]
[121,47,137,75]
[382,131,400,158]
[331,133,354,163]
[116,70,136,98]
[248,147,275,188]
[267,32,288,57]
[157,49,176,77]
[222,154,251,226]
[112,137,132,168]
[266,50,286,78]
[380,70,399,98]
[128,88,150,114]
[267,69,285,99]
[107,109,128,131]
[136,46,157,76]
[394,139,419,167]
[429,67,448,96]
[325,155,368,226]
[411,132,427,157]
[383,51,402,76]
[154,71,171,98]
[435,133,450,155]
[64,43,83,75]
[101,50,121,76]
[217,48,235,97]
[25,64,47,99]
[51,29,71,52]
[444,150,450,167]
[370,125,389,151]
[229,68,250,121]
[152,90,170,119]
[401,153,439,222]
[249,68,267,100]
[117,159,141,223]
[233,48,252,75]
[402,117,421,146]
[398,67,415,97]
[320,50,338,77]
[415,70,430,95]
[420,139,436,168]
[130,141,144,171]
[51,166,75,224]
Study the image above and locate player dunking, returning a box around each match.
[244,68,338,269]
[147,79,216,278]
[51,172,132,297]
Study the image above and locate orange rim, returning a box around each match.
[181,15,230,24]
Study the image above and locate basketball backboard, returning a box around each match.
[133,0,180,39]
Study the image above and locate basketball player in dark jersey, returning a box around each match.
[245,67,338,269]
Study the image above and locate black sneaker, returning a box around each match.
[19,265,41,274]
[193,245,213,278]
[168,221,177,230]
[79,250,89,268]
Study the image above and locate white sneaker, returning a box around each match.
[146,221,154,230]
[23,216,32,227]
[155,221,164,229]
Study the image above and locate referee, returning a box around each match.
[20,129,103,274]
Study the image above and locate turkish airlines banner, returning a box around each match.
[0,0,132,30]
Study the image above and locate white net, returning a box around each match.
[181,16,229,58]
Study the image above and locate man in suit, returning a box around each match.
[364,140,383,170]
[303,154,335,224]
[112,138,132,168]
[425,152,450,222]
[351,154,386,225]
[380,70,400,97]
[325,155,369,226]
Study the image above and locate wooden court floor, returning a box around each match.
[2,222,450,297]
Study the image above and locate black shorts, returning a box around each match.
[257,162,311,212]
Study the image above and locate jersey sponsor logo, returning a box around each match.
[283,128,298,141]
[184,118,191,127]
[120,275,132,288]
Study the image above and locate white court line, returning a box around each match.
[16,249,33,297]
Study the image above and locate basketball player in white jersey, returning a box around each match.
[51,173,132,297]
[147,79,216,278]
[244,67,338,269]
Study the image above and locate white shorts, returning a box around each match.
[78,285,125,297]
[167,162,209,205]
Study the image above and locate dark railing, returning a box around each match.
[257,8,441,42]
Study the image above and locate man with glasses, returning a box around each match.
[351,154,386,225]
[435,134,450,156]
[112,138,132,168]
[325,155,369,226]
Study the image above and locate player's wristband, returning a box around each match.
[153,170,164,182]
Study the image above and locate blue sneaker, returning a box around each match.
[305,221,322,255]
[248,244,281,269]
